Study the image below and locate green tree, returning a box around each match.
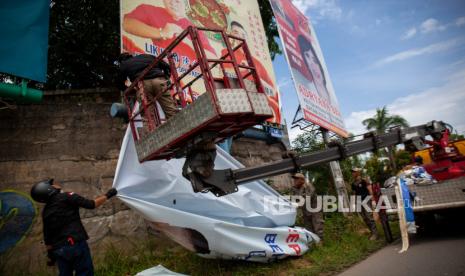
[364,155,390,184]
[292,131,330,194]
[292,131,359,195]
[258,0,282,60]
[362,106,409,172]
[450,133,465,141]
[46,0,120,89]
[395,149,412,170]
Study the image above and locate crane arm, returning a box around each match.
[190,121,448,197]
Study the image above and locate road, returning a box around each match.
[339,210,465,276]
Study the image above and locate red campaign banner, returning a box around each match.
[120,0,282,125]
[270,0,348,137]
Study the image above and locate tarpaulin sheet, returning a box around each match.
[113,128,319,262]
[136,265,186,276]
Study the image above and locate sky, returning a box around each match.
[273,0,465,141]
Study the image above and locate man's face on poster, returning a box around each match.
[303,49,323,85]
[231,25,246,39]
[164,0,186,19]
[230,24,247,47]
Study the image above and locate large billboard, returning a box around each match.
[120,0,281,124]
[270,0,347,137]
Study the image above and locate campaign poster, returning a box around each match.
[270,0,348,137]
[120,0,282,124]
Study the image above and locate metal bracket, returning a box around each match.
[327,141,348,160]
[282,151,302,173]
[363,132,382,152]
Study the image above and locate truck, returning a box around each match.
[380,122,465,233]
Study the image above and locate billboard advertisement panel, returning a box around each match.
[270,0,347,137]
[120,0,282,124]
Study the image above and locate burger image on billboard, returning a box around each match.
[188,0,229,30]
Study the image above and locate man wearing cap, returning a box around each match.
[351,168,379,240]
[30,178,118,275]
[291,173,324,239]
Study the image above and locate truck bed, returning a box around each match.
[381,176,465,214]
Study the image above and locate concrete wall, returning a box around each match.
[0,89,291,273]
[0,89,148,274]
[231,137,293,191]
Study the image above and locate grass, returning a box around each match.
[94,213,395,276]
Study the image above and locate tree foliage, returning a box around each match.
[258,0,282,60]
[46,0,120,89]
[292,131,360,195]
[44,0,281,90]
[292,128,418,188]
[362,106,409,172]
[363,149,414,185]
[450,133,465,141]
[395,150,412,170]
[364,156,389,184]
[362,106,409,134]
[292,131,331,195]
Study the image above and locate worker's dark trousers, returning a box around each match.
[53,240,94,276]
[360,206,378,235]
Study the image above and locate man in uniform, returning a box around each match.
[291,173,324,239]
[30,178,118,275]
[351,167,379,240]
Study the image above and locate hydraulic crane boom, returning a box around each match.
[191,121,448,197]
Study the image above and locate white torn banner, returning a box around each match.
[136,265,187,276]
[113,128,319,262]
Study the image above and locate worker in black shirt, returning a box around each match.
[351,168,379,240]
[30,178,117,276]
[118,52,177,120]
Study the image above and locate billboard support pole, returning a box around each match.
[321,127,350,216]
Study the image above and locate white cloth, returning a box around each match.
[136,265,186,276]
[113,128,319,262]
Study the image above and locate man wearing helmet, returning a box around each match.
[31,178,117,275]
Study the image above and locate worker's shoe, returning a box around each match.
[369,233,379,241]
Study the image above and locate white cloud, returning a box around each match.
[420,18,447,33]
[401,27,417,40]
[288,126,305,142]
[292,0,342,21]
[292,0,317,14]
[374,38,462,66]
[290,70,465,142]
[350,24,364,35]
[344,69,465,136]
[456,16,465,27]
[404,17,463,40]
